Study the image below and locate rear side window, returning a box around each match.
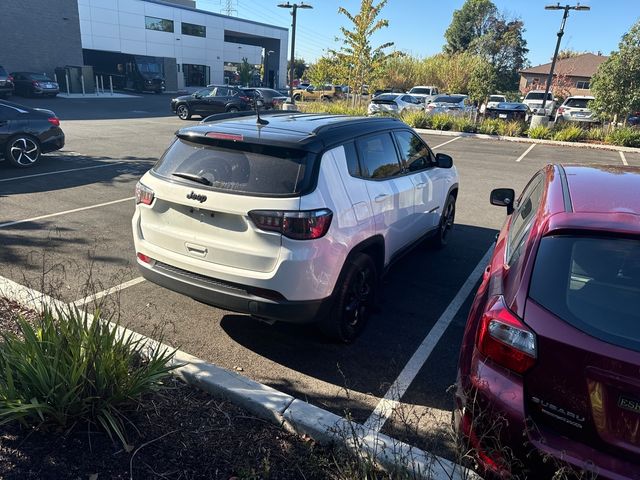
[565,98,591,108]
[153,138,314,196]
[355,133,401,179]
[508,174,544,263]
[530,236,640,352]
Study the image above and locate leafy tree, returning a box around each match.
[591,20,640,122]
[332,0,397,99]
[238,57,252,86]
[444,0,528,90]
[287,58,307,81]
[555,49,590,60]
[307,56,339,86]
[468,62,497,105]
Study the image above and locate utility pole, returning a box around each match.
[531,2,590,127]
[222,0,237,16]
[278,2,312,104]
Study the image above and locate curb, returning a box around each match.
[414,128,640,153]
[0,275,480,480]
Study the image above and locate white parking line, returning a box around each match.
[0,197,134,229]
[620,151,628,166]
[0,163,126,183]
[433,137,461,149]
[363,246,494,433]
[515,143,536,162]
[71,276,146,308]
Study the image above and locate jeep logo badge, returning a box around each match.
[186,191,207,203]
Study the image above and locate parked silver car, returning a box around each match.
[554,96,598,125]
[367,93,423,115]
[425,94,476,116]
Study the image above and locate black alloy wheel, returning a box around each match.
[432,194,456,249]
[6,135,41,167]
[177,104,191,120]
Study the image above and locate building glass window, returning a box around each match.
[576,81,590,89]
[145,16,174,32]
[183,64,210,87]
[182,22,206,37]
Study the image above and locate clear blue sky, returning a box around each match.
[196,0,639,66]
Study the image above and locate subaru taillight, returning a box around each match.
[137,252,155,265]
[248,209,333,240]
[135,182,154,205]
[477,296,536,374]
[48,117,60,127]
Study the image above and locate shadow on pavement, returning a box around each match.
[220,223,498,414]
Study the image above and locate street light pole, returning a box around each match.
[536,3,590,121]
[278,2,312,104]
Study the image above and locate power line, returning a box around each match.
[221,0,237,16]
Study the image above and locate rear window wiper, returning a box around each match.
[172,172,213,186]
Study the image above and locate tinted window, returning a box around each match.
[0,66,6,75]
[28,73,51,81]
[145,16,174,32]
[565,98,591,108]
[530,236,640,352]
[356,133,401,179]
[194,87,213,97]
[154,138,313,196]
[375,94,399,101]
[215,87,232,96]
[343,142,360,177]
[181,22,206,37]
[489,96,505,102]
[433,96,464,103]
[409,88,431,95]
[394,131,432,172]
[508,175,544,262]
[525,92,553,101]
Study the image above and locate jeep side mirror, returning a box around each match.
[490,188,515,215]
[435,153,453,169]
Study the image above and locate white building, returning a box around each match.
[77,0,288,90]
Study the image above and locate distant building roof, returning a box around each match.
[519,53,608,78]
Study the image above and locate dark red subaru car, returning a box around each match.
[455,164,640,479]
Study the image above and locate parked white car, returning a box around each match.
[522,90,556,118]
[408,85,440,104]
[554,96,598,124]
[425,94,476,116]
[367,93,423,115]
[479,94,507,114]
[132,113,459,343]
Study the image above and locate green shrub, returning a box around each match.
[478,119,503,135]
[553,125,586,142]
[451,116,477,133]
[585,127,606,142]
[297,100,367,116]
[429,113,454,131]
[0,308,177,447]
[606,127,640,147]
[498,120,526,137]
[401,110,431,129]
[527,125,552,139]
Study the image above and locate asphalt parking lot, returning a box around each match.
[2,96,639,460]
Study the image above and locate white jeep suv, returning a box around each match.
[132,113,459,342]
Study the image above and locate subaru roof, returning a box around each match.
[179,112,406,153]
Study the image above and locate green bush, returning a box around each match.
[297,100,367,116]
[527,125,553,140]
[606,127,640,147]
[451,116,477,133]
[553,125,586,142]
[478,119,503,135]
[401,110,431,129]
[0,308,177,447]
[498,120,526,137]
[429,113,454,131]
[585,127,606,142]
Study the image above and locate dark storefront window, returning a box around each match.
[182,22,206,37]
[183,64,210,87]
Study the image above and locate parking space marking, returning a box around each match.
[363,246,494,433]
[71,276,146,308]
[0,197,134,229]
[0,163,124,183]
[432,137,461,149]
[620,151,628,166]
[515,143,536,162]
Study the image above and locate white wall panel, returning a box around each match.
[89,6,120,25]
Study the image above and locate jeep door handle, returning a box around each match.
[374,194,388,202]
[415,182,427,189]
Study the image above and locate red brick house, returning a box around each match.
[518,53,608,97]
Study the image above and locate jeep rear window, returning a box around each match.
[529,235,640,352]
[153,137,314,196]
[525,92,553,101]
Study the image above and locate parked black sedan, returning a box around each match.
[170,85,251,120]
[240,88,288,110]
[11,72,60,97]
[0,65,14,98]
[0,100,64,168]
[484,102,529,121]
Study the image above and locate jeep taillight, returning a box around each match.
[248,209,333,240]
[135,182,154,205]
[477,296,536,374]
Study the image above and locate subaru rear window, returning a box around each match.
[529,235,640,352]
[565,98,591,108]
[153,137,314,196]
